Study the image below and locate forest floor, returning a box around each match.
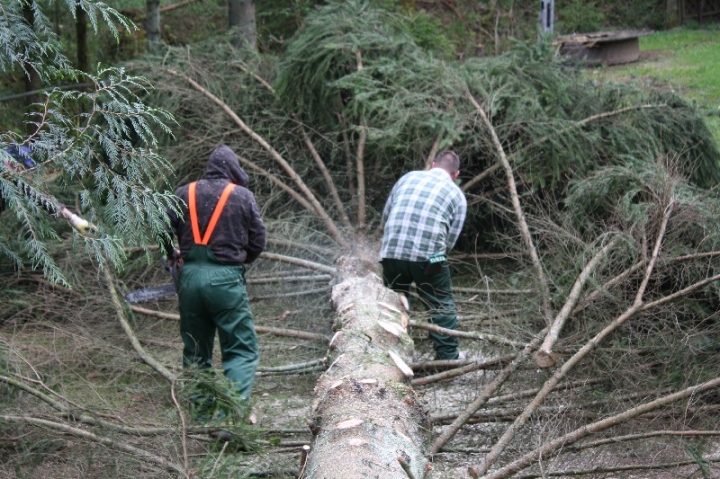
[3,250,719,478]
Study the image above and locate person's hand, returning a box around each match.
[165,248,182,270]
[68,213,98,235]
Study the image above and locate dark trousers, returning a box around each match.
[178,245,259,402]
[381,257,459,359]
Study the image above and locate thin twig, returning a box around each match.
[512,458,720,478]
[452,286,533,295]
[23,274,84,297]
[571,429,720,452]
[411,355,515,386]
[236,155,316,212]
[171,378,189,476]
[409,320,524,348]
[209,441,229,477]
[1,415,184,474]
[231,61,276,95]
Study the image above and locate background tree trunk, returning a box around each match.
[228,0,256,49]
[75,1,88,74]
[146,0,162,52]
[303,262,429,479]
[22,0,41,134]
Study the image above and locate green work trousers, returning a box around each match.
[381,257,459,360]
[178,245,259,401]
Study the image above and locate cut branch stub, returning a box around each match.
[302,273,429,479]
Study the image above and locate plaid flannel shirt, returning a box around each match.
[380,168,467,262]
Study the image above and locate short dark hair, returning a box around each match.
[434,150,460,174]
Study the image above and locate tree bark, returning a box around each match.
[146,0,162,52]
[75,1,88,74]
[302,261,430,479]
[228,0,256,49]
[22,0,41,132]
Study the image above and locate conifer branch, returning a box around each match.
[462,104,667,192]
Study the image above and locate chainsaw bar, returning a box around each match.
[124,283,177,303]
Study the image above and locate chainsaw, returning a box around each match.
[123,256,179,303]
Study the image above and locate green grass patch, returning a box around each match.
[591,27,720,143]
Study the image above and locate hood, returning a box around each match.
[203,145,249,187]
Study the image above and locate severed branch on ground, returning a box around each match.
[533,235,620,367]
[483,375,720,479]
[127,304,329,342]
[1,415,186,476]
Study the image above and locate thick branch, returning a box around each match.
[165,68,349,248]
[484,376,720,479]
[462,104,666,193]
[466,90,553,325]
[535,235,619,367]
[301,128,351,229]
[356,122,367,233]
[104,267,175,382]
[425,134,442,169]
[259,252,337,275]
[429,328,547,454]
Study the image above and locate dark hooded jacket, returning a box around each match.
[165,145,266,264]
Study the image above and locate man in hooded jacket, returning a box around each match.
[163,145,266,414]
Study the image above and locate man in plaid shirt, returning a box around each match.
[380,151,467,360]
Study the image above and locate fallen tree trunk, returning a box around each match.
[302,264,430,479]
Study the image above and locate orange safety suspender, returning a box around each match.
[188,182,236,245]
